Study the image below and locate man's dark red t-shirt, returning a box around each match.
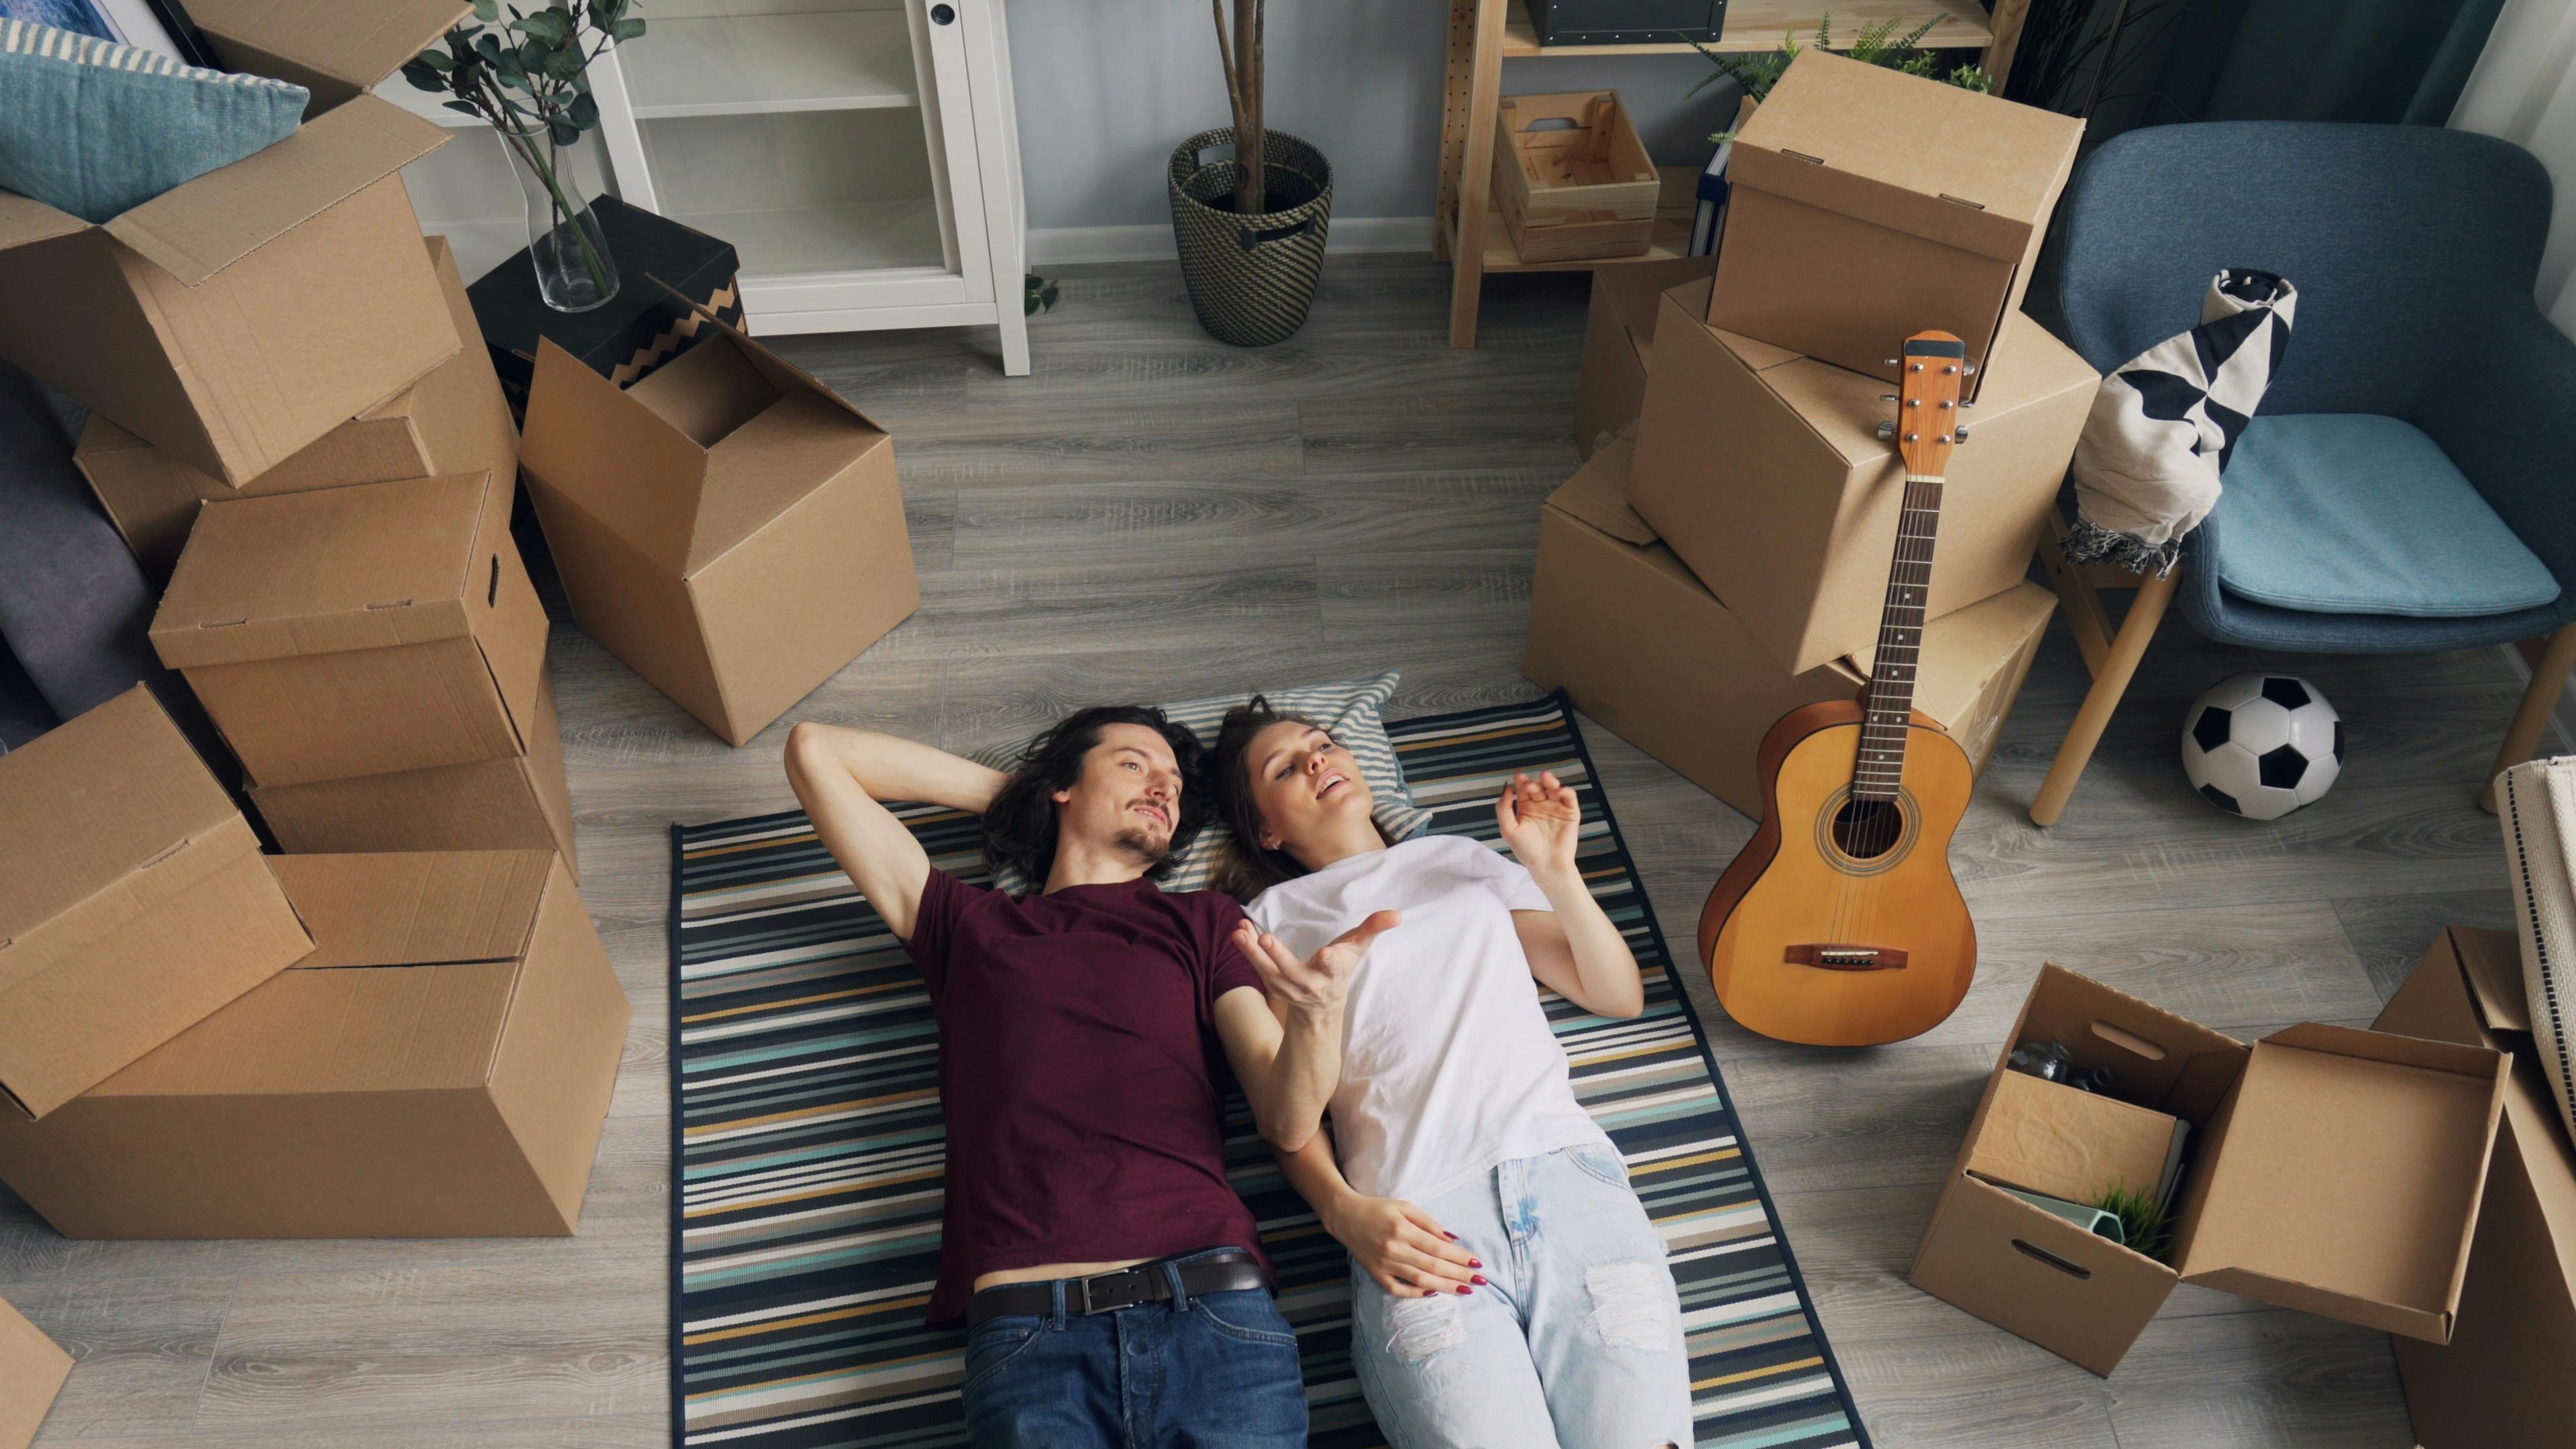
[902,867,1274,1324]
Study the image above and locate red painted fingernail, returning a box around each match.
[1468,1258,1483,1269]
[1471,1274,1487,1285]
[1456,1285,1472,1295]
[1444,1232,1458,1241]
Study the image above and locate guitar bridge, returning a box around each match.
[1786,944,1911,972]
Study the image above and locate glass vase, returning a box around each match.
[499,121,620,313]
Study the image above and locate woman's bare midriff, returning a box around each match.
[973,1258,1155,1293]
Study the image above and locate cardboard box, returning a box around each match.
[1910,963,2510,1377]
[2376,927,2576,1449]
[0,1291,70,1449]
[1705,49,2084,398]
[250,660,578,879]
[1973,1070,2186,1210]
[0,850,629,1238]
[1634,279,2094,674]
[76,235,519,584]
[521,306,917,747]
[150,470,548,787]
[0,0,472,485]
[0,686,311,1120]
[472,196,744,418]
[1573,256,1716,458]
[1523,439,2053,817]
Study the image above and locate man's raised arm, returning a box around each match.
[783,722,1009,941]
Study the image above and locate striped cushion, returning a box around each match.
[0,18,308,223]
[981,672,1430,896]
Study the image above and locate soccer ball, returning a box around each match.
[2181,674,2343,820]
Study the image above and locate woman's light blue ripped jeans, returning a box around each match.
[1348,1142,1695,1449]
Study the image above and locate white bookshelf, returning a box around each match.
[385,0,1028,373]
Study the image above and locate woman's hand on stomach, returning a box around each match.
[1324,1194,1483,1297]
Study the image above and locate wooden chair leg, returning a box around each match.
[2035,508,2113,679]
[2481,620,2576,812]
[2031,566,2180,827]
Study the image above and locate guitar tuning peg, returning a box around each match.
[1876,421,1896,440]
[1962,362,1979,376]
[1955,426,1971,442]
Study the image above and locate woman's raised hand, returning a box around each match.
[1495,769,1582,875]
[1325,1193,1484,1298]
[1233,911,1400,1018]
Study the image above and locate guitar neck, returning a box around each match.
[1854,471,1943,804]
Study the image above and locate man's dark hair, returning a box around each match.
[983,704,1210,889]
[1208,694,1331,900]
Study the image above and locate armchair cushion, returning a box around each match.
[2210,414,2559,618]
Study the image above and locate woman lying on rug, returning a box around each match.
[1210,697,1694,1449]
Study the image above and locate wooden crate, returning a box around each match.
[1494,91,1660,264]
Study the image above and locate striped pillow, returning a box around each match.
[0,18,309,223]
[980,672,1429,897]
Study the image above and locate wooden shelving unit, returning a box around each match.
[1440,0,2017,346]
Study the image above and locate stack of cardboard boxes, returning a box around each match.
[0,0,632,1336]
[1527,53,2094,818]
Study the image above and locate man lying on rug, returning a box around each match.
[1210,696,1693,1449]
[782,706,1402,1447]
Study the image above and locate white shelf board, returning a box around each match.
[374,75,486,129]
[624,10,918,120]
[666,198,944,280]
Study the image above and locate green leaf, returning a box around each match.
[545,45,585,81]
[568,91,599,128]
[549,115,580,147]
[612,16,644,40]
[401,60,443,91]
[441,99,482,117]
[511,9,570,42]
[474,32,504,62]
[472,0,498,19]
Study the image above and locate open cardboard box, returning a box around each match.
[1635,277,2094,675]
[1911,963,2510,1377]
[150,470,549,788]
[0,0,472,485]
[521,301,918,747]
[0,851,630,1238]
[76,235,519,584]
[1572,256,1715,458]
[1523,438,2053,818]
[1705,49,2084,400]
[0,686,312,1120]
[0,1291,69,1449]
[2376,927,2576,1448]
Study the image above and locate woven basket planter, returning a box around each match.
[1167,127,1332,347]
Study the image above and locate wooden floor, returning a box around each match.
[4,256,2537,1447]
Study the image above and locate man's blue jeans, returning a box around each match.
[959,1250,1307,1448]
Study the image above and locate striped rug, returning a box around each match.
[669,692,1869,1448]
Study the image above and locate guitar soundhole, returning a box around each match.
[1832,798,1906,860]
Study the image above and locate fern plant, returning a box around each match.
[1689,14,1995,144]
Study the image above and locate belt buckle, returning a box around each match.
[1077,1265,1138,1316]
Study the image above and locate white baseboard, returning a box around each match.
[2498,642,2576,756]
[1028,215,1436,267]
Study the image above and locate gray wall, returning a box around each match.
[1005,2,1747,231]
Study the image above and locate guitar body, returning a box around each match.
[1699,698,1977,1046]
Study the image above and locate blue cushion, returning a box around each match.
[2210,413,2562,618]
[0,19,307,225]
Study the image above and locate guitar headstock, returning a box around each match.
[1884,331,1969,478]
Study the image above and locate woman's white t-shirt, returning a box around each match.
[1247,833,1610,1204]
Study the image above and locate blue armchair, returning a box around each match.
[2027,120,2576,822]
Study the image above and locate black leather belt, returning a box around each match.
[966,1249,1267,1327]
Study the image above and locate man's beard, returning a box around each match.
[1113,825,1173,866]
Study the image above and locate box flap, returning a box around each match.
[685,392,889,573]
[102,97,445,287]
[2451,926,2534,1034]
[1968,1069,2184,1206]
[661,283,893,437]
[0,190,92,253]
[150,472,492,668]
[1733,50,2081,265]
[0,688,242,988]
[2174,1025,2508,1340]
[1545,439,1659,546]
[521,337,712,574]
[189,0,468,101]
[268,851,549,968]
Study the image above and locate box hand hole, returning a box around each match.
[489,555,500,608]
[2088,1020,2167,1061]
[2012,1239,2092,1279]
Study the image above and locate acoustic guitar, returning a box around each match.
[1698,331,1979,1047]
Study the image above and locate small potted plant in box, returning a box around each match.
[1168,0,1333,347]
[405,0,647,314]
